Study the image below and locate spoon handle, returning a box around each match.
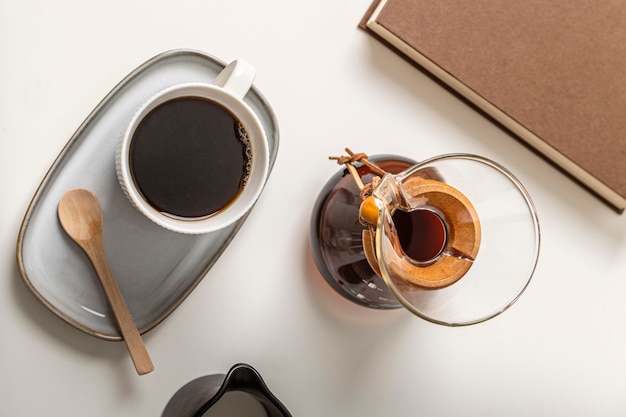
[84,240,154,375]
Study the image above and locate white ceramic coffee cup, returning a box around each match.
[116,59,269,234]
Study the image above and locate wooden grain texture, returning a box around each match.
[58,189,154,375]
[359,178,481,289]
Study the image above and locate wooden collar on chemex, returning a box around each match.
[329,148,481,290]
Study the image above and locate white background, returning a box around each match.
[2,1,626,416]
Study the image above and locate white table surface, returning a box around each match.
[2,1,626,416]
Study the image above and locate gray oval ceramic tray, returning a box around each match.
[16,49,279,340]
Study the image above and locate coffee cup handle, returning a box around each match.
[213,59,256,99]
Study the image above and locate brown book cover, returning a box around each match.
[360,0,626,213]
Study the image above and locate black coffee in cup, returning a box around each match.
[129,97,252,219]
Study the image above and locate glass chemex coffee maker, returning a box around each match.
[310,149,540,326]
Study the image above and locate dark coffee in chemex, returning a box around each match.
[129,97,252,219]
[393,208,448,263]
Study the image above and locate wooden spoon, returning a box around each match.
[58,188,154,375]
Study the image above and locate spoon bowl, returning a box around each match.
[58,189,104,243]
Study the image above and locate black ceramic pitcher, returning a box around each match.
[162,363,292,417]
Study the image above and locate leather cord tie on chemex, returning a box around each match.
[329,148,386,202]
